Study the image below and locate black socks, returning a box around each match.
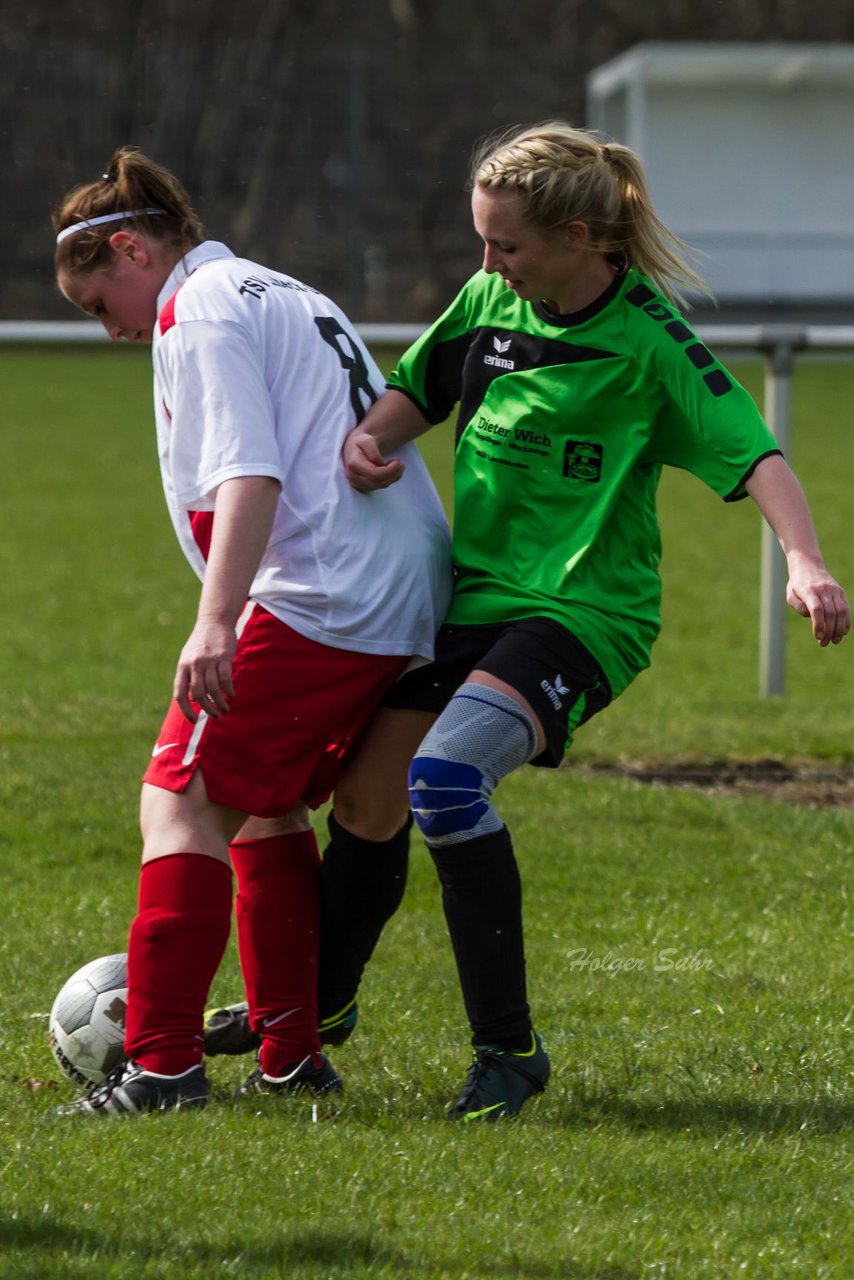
[317,811,412,1020]
[428,826,532,1050]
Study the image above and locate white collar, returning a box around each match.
[156,240,235,312]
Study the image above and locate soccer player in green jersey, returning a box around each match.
[207,122,850,1121]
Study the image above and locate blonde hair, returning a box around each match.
[470,121,710,307]
[53,146,205,276]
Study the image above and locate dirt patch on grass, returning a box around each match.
[577,759,854,809]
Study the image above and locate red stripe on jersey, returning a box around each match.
[190,511,214,561]
[157,277,192,336]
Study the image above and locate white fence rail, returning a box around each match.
[4,320,853,696]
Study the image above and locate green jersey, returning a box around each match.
[388,267,780,698]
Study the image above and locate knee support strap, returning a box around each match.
[408,684,537,846]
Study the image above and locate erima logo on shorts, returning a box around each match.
[563,440,603,482]
[540,673,570,710]
[484,335,515,371]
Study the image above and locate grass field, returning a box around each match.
[1,345,852,1279]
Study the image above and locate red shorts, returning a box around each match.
[143,604,409,818]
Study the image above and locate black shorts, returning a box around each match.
[384,617,612,767]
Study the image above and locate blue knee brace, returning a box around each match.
[408,684,537,847]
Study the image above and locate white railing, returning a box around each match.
[4,320,853,696]
[705,326,854,696]
[0,322,429,344]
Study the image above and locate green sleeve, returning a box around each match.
[387,276,480,425]
[632,300,781,501]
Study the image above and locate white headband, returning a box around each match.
[56,208,166,245]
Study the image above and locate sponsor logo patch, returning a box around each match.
[563,441,603,483]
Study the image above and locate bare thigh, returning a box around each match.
[234,806,313,842]
[467,669,546,756]
[139,772,248,866]
[331,672,545,843]
[332,706,436,842]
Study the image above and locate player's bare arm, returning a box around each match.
[745,453,850,646]
[344,388,431,491]
[175,474,282,721]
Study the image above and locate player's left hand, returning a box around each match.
[343,429,405,491]
[786,561,851,646]
[174,618,238,721]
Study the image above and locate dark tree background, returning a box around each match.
[3,0,854,320]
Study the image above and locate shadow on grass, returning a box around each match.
[298,1080,854,1142]
[561,1090,854,1136]
[0,1216,639,1280]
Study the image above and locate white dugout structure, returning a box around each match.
[587,42,854,305]
[2,317,850,696]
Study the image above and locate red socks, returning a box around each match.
[124,852,233,1074]
[230,831,323,1076]
[124,834,324,1078]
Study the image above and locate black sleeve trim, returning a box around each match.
[723,449,783,503]
[383,382,435,424]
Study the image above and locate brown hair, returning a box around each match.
[53,146,205,276]
[470,121,710,307]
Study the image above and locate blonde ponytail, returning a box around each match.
[470,122,711,307]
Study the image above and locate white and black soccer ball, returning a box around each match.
[49,953,128,1088]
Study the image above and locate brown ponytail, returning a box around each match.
[53,147,205,275]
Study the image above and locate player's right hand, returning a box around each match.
[786,563,851,646]
[343,430,405,492]
[174,618,237,722]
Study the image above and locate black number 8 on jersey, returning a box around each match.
[314,317,379,424]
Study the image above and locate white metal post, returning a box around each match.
[758,333,801,696]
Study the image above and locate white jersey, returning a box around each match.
[152,242,451,658]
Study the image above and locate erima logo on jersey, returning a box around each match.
[540,673,570,710]
[483,334,515,371]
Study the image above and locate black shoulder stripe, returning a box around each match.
[454,327,618,447]
[469,327,617,371]
[703,369,733,397]
[665,320,693,343]
[415,324,620,444]
[627,284,734,398]
[686,343,715,370]
[625,283,656,307]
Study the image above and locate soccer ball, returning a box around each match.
[49,953,128,1088]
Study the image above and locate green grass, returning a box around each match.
[1,346,853,1279]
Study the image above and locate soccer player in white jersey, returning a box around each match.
[52,146,451,1116]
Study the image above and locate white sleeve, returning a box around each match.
[160,318,284,508]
